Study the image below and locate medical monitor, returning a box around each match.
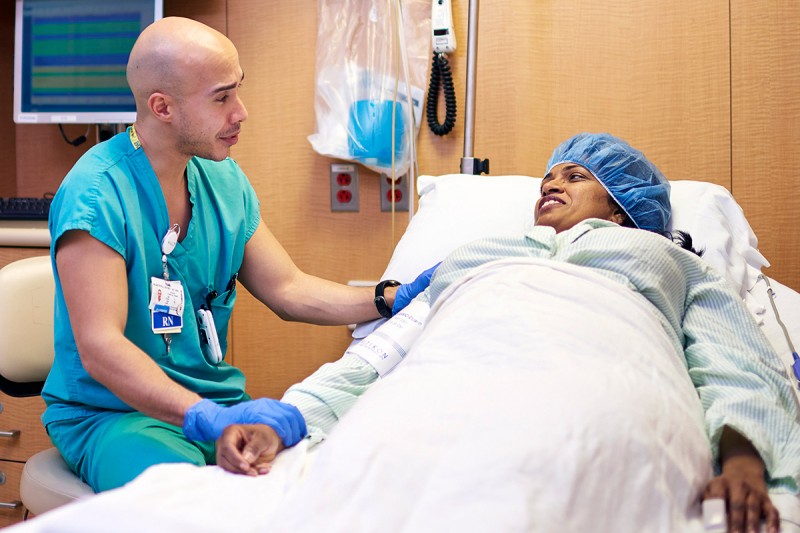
[13,0,163,125]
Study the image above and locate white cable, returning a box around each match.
[758,274,800,413]
[763,275,798,355]
[395,0,419,220]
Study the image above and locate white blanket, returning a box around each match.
[9,442,318,533]
[12,259,800,532]
[268,259,714,532]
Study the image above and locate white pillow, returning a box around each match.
[354,174,769,338]
[383,173,767,295]
[358,173,800,399]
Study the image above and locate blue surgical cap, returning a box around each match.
[546,133,671,234]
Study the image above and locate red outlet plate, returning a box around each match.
[330,163,359,212]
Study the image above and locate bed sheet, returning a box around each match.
[11,260,800,533]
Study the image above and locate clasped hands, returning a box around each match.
[183,398,305,476]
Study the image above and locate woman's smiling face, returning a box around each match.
[534,163,625,233]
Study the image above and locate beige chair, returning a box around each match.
[0,256,93,518]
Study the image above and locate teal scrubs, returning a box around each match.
[43,129,261,491]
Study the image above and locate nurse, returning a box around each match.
[42,17,432,492]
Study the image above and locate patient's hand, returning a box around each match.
[216,424,284,476]
[704,427,780,533]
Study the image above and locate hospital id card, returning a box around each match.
[347,298,430,376]
[149,277,185,334]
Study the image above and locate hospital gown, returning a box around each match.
[283,219,800,492]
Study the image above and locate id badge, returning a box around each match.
[149,277,185,334]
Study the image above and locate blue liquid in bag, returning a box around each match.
[348,99,405,167]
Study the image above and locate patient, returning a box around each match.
[217,133,798,533]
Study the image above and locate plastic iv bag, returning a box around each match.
[308,0,431,177]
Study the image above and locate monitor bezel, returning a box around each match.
[12,0,164,125]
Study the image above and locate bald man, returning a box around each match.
[41,17,429,492]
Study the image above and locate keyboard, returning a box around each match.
[0,197,53,220]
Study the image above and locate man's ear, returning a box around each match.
[148,93,173,122]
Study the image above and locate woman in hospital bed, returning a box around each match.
[217,133,799,533]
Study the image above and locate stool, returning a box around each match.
[19,448,94,517]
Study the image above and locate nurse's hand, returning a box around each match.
[182,398,307,445]
[217,424,283,476]
[392,262,440,315]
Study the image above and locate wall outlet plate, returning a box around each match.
[379,173,409,212]
[330,163,359,212]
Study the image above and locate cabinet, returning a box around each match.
[0,394,49,526]
[0,247,50,526]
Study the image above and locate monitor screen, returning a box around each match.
[13,0,163,125]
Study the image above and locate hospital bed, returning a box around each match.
[6,172,800,533]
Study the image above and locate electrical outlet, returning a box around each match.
[330,163,359,212]
[379,173,409,212]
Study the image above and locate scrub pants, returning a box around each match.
[46,411,217,492]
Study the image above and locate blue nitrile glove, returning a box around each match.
[392,262,441,315]
[182,398,307,446]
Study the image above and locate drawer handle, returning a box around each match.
[0,430,20,438]
[0,501,22,510]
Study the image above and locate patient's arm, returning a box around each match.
[281,352,379,439]
[703,426,779,533]
[216,351,382,475]
[216,424,284,476]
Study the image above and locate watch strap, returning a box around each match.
[374,280,401,318]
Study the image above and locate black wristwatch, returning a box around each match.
[374,280,401,318]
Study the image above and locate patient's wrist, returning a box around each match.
[720,453,765,476]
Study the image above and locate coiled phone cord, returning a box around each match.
[426,52,457,136]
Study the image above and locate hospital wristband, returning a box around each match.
[374,280,401,318]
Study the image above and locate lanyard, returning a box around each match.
[129,124,142,150]
[159,224,181,352]
[133,125,184,355]
[161,223,180,280]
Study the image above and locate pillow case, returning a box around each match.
[354,173,768,338]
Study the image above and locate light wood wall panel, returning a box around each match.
[731,0,800,289]
[420,2,730,185]
[164,0,226,32]
[524,1,731,187]
[227,1,407,398]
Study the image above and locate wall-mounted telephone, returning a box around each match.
[432,0,456,54]
[426,0,457,136]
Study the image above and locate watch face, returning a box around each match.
[374,296,393,318]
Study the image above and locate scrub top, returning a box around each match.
[42,129,261,426]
